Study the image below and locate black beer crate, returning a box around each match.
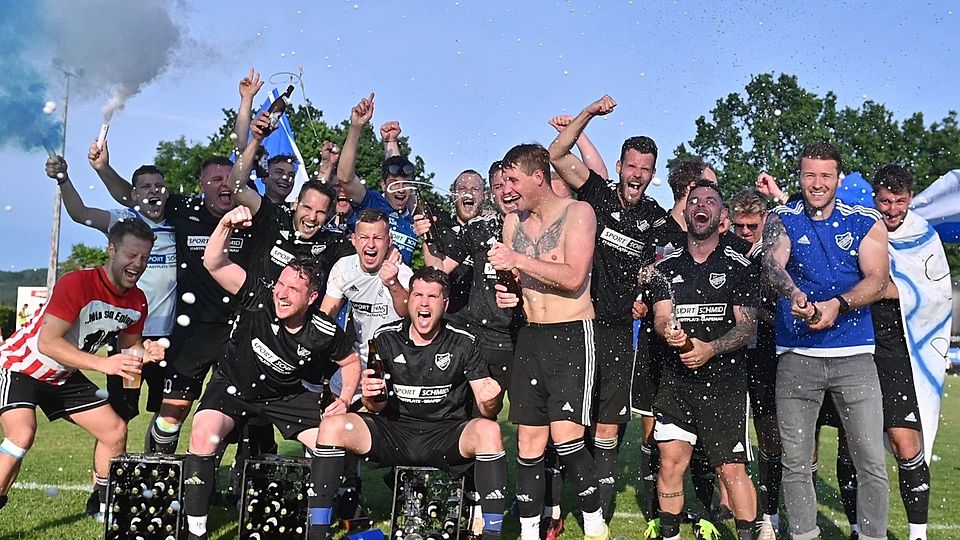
[239,454,312,539]
[390,466,465,540]
[104,453,183,540]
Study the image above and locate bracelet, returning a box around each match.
[833,294,850,315]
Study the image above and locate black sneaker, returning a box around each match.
[336,488,365,521]
[84,489,99,517]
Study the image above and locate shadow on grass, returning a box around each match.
[3,513,85,540]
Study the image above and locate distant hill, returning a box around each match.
[0,268,46,305]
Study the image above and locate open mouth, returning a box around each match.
[362,249,379,266]
[277,299,291,308]
[461,195,475,209]
[123,268,140,280]
[299,219,319,236]
[218,188,232,205]
[693,211,710,225]
[626,181,642,192]
[416,309,432,326]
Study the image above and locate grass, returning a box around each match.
[0,373,958,539]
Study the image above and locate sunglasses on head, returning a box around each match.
[732,222,760,231]
[386,163,415,177]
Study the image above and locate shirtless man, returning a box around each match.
[488,143,606,540]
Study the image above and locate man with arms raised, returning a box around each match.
[549,95,667,521]
[0,220,164,519]
[308,267,506,540]
[762,142,889,540]
[181,205,360,540]
[489,144,606,540]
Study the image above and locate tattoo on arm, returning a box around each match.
[760,213,798,298]
[510,206,569,258]
[711,306,757,356]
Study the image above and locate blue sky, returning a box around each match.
[1,0,957,271]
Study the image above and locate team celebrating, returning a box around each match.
[0,71,952,540]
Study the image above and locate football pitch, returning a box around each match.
[0,375,957,539]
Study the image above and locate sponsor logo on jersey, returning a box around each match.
[671,275,685,284]
[674,303,727,322]
[638,219,650,232]
[187,236,243,251]
[435,352,452,370]
[835,231,854,251]
[709,273,727,289]
[598,227,645,258]
[352,302,388,316]
[147,253,176,266]
[270,246,295,267]
[483,262,497,280]
[251,337,297,374]
[797,234,811,245]
[392,383,452,403]
[296,344,311,358]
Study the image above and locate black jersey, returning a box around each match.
[372,319,488,423]
[649,235,760,383]
[430,213,474,319]
[219,276,353,400]
[165,194,255,323]
[575,170,667,325]
[246,199,355,288]
[444,213,524,350]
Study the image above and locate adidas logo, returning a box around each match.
[643,474,656,481]
[618,406,628,416]
[183,476,204,486]
[797,235,811,245]
[904,412,917,422]
[732,442,745,453]
[516,494,533,503]
[393,354,407,364]
[578,486,597,497]
[671,275,684,284]
[598,476,615,485]
[348,285,360,292]
[561,402,575,413]
[485,489,505,500]
[611,211,621,222]
[911,483,930,492]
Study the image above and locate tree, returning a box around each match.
[58,243,108,275]
[675,73,960,197]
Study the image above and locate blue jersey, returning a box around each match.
[773,199,880,356]
[349,190,417,266]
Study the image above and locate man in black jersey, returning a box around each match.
[308,267,507,540]
[649,181,761,540]
[549,95,668,521]
[181,205,360,540]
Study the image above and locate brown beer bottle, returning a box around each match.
[367,339,388,403]
[414,189,436,244]
[266,85,295,129]
[672,319,695,353]
[496,269,522,297]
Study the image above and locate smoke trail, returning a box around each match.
[0,0,186,151]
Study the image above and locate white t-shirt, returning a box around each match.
[108,209,177,337]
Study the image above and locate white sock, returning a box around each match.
[187,515,208,536]
[582,508,605,536]
[99,502,106,514]
[520,516,540,540]
[908,523,927,539]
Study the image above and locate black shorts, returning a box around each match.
[360,414,471,472]
[745,345,778,420]
[106,360,166,422]
[197,372,321,440]
[592,321,635,424]
[631,325,662,417]
[653,377,751,467]
[164,321,230,401]
[872,299,922,431]
[481,347,513,392]
[508,320,596,427]
[0,369,109,421]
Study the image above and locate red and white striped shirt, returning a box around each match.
[0,267,147,386]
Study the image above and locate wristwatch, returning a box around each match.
[833,294,850,315]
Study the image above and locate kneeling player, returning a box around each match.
[182,206,360,540]
[310,268,507,540]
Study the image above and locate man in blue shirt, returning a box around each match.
[761,142,890,540]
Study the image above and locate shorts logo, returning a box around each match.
[561,402,574,413]
[671,275,685,284]
[709,273,726,289]
[618,406,627,416]
[393,354,407,364]
[835,231,854,251]
[516,494,533,503]
[435,352,452,370]
[484,489,505,500]
[732,442,745,453]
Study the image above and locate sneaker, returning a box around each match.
[584,523,610,540]
[758,520,777,540]
[643,518,661,539]
[693,518,721,540]
[543,517,565,540]
[84,489,99,517]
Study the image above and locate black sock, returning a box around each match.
[735,518,758,540]
[554,438,601,514]
[516,455,546,519]
[148,417,181,454]
[758,449,782,516]
[690,451,715,514]
[836,453,858,526]
[475,451,507,534]
[543,444,563,515]
[0,494,7,511]
[183,454,217,539]
[592,435,620,520]
[94,474,109,507]
[308,445,345,540]
[640,442,660,519]
[659,510,682,538]
[896,451,930,525]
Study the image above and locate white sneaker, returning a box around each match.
[758,520,777,540]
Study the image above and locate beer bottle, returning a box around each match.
[368,339,388,403]
[671,318,694,353]
[496,269,522,298]
[414,190,436,244]
[266,85,295,129]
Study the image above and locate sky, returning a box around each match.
[0,0,957,271]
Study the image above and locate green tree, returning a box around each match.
[675,73,960,197]
[58,243,108,275]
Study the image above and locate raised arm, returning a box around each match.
[203,206,253,295]
[229,110,273,215]
[548,95,617,190]
[234,67,264,154]
[336,92,375,203]
[46,155,112,233]
[379,250,410,317]
[316,140,340,182]
[88,140,134,207]
[549,114,609,180]
[380,121,402,158]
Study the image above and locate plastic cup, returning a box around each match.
[121,348,144,389]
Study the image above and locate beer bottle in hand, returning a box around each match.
[671,318,694,353]
[266,85,295,129]
[414,189,436,244]
[367,339,388,403]
[496,269,522,298]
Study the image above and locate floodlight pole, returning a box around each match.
[47,67,80,292]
